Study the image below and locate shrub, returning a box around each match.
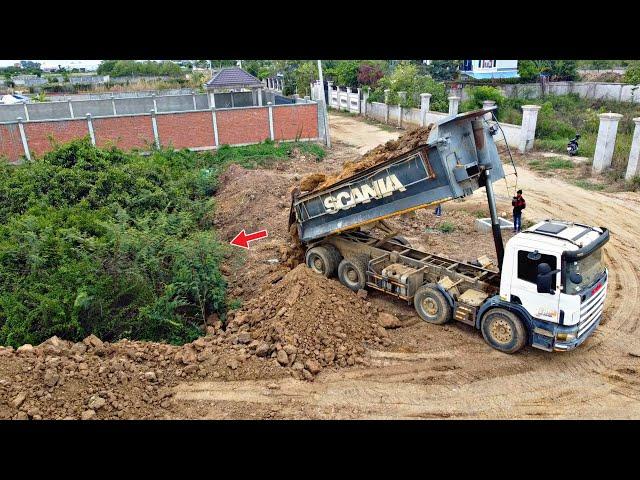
[0,138,323,347]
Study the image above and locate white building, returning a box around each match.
[461,60,519,79]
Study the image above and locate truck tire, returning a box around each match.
[338,257,368,291]
[390,236,411,247]
[480,308,527,354]
[306,245,340,278]
[414,284,452,325]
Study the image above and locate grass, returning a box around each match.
[438,222,456,233]
[574,179,605,191]
[528,157,575,172]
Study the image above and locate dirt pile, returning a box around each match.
[299,124,434,193]
[223,264,398,380]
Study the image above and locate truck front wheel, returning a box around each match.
[413,284,452,325]
[306,245,341,278]
[337,257,368,291]
[480,308,527,354]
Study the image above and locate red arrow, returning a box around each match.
[230,229,269,249]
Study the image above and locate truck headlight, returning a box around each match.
[556,333,576,342]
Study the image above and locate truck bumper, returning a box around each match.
[530,315,601,352]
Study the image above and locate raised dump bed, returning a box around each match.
[290,109,506,243]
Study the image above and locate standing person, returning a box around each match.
[512,189,526,233]
[434,203,442,217]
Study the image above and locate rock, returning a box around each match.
[83,334,103,349]
[12,392,27,409]
[356,289,368,299]
[255,342,270,357]
[144,371,157,382]
[237,332,252,344]
[71,342,87,355]
[15,411,29,420]
[43,369,60,387]
[276,349,289,366]
[17,344,34,354]
[267,383,280,390]
[323,349,336,364]
[226,358,239,370]
[81,409,97,420]
[302,369,314,381]
[283,344,297,355]
[292,361,304,371]
[88,395,107,410]
[304,358,322,375]
[378,312,401,329]
[629,351,640,358]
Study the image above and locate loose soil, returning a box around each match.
[2,113,640,419]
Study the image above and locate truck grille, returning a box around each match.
[577,279,607,338]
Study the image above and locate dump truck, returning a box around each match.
[289,108,609,353]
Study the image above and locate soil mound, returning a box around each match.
[299,124,434,193]
[224,264,394,380]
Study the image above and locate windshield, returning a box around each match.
[565,247,605,295]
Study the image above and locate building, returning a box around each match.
[460,60,519,79]
[204,67,264,108]
[12,75,48,87]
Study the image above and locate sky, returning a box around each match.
[0,60,102,70]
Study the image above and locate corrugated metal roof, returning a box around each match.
[205,67,263,89]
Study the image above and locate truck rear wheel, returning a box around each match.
[480,308,527,354]
[306,245,341,278]
[337,257,368,291]
[414,284,452,325]
[390,235,411,247]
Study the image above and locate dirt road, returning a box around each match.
[174,113,640,419]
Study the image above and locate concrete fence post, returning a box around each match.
[357,88,362,114]
[23,103,30,122]
[304,95,310,103]
[448,96,460,116]
[346,87,352,112]
[86,114,96,146]
[519,105,541,153]
[111,94,117,115]
[398,91,407,128]
[152,94,158,113]
[482,100,496,121]
[267,102,275,141]
[210,107,219,147]
[593,112,623,173]
[625,118,640,180]
[420,93,431,126]
[68,100,75,119]
[362,88,369,116]
[384,89,390,124]
[192,90,197,110]
[150,110,160,148]
[16,117,31,161]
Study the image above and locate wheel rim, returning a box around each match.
[310,255,325,274]
[490,318,513,344]
[346,267,358,284]
[422,297,438,317]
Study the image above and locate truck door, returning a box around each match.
[511,249,561,325]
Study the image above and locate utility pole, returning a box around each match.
[317,60,331,148]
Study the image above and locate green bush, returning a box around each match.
[0,138,323,347]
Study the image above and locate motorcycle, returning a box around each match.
[567,134,581,156]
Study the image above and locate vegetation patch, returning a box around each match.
[0,138,323,347]
[574,179,606,191]
[528,157,575,172]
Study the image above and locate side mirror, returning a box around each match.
[569,272,583,284]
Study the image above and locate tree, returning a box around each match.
[371,62,448,111]
[358,62,384,88]
[426,60,461,81]
[624,61,640,84]
[324,60,360,88]
[518,60,577,82]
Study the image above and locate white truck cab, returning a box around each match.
[489,219,609,352]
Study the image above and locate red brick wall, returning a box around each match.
[0,124,25,163]
[272,104,318,141]
[93,116,155,149]
[156,111,214,149]
[24,120,89,157]
[1,104,320,162]
[216,108,270,145]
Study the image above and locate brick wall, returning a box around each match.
[24,120,89,157]
[272,104,318,141]
[0,103,319,162]
[156,111,213,149]
[0,124,24,163]
[93,116,155,150]
[216,108,270,145]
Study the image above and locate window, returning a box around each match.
[517,251,557,285]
